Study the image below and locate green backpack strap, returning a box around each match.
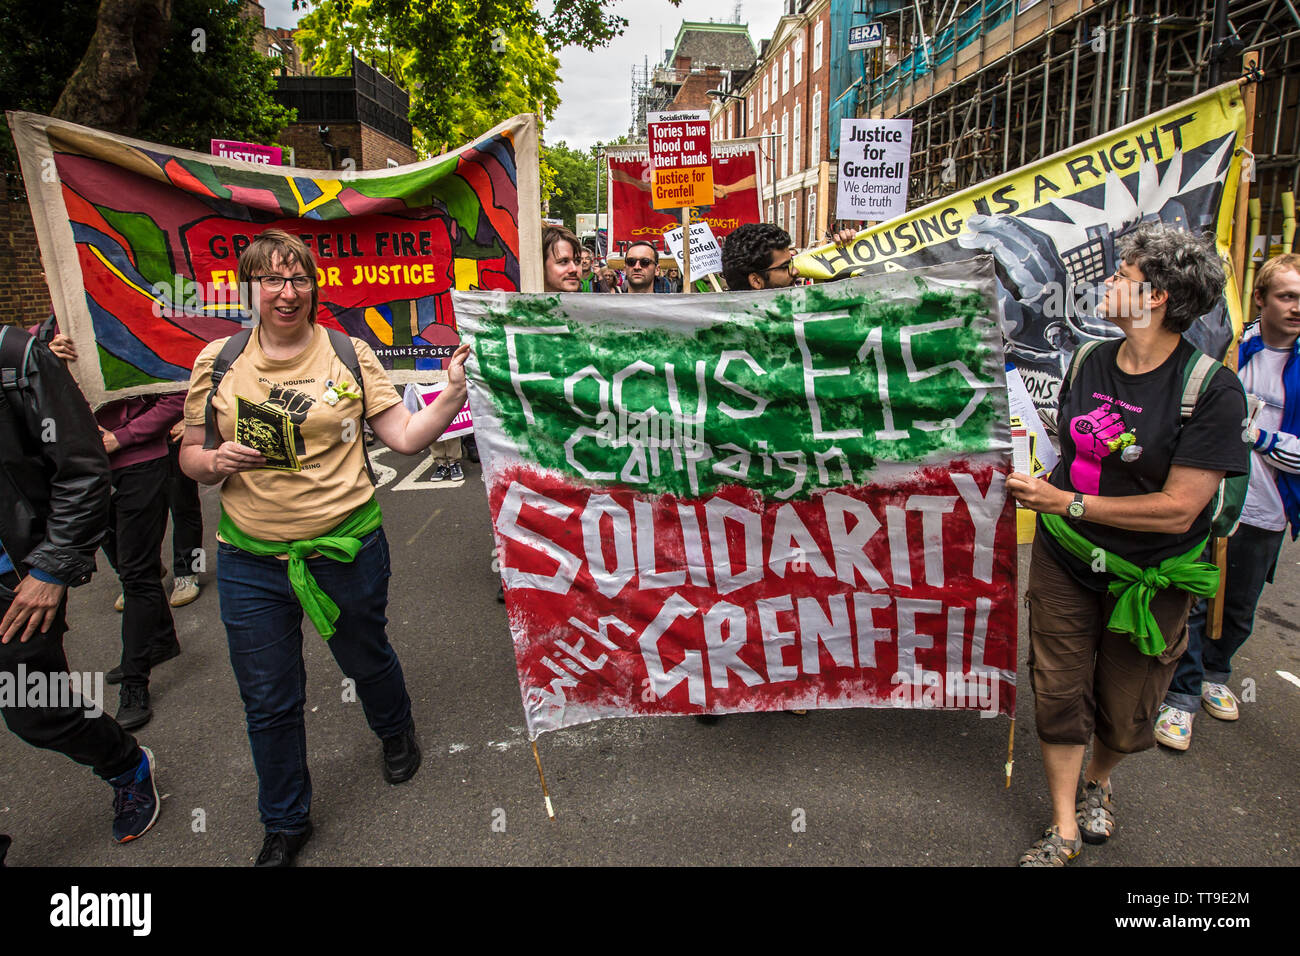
[1064,339,1105,396]
[1179,352,1221,421]
[1178,348,1249,538]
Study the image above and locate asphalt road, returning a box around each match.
[2,445,1297,867]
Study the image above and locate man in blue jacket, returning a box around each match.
[1156,253,1300,749]
[0,324,160,862]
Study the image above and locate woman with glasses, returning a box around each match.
[179,228,470,867]
[1007,222,1248,866]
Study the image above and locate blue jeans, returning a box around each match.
[1165,523,1285,711]
[217,527,412,832]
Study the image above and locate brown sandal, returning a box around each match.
[1018,825,1082,866]
[1076,780,1115,845]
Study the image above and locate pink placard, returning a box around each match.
[410,383,473,439]
[210,139,284,166]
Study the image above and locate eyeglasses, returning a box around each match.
[758,257,796,277]
[626,257,656,268]
[255,275,315,293]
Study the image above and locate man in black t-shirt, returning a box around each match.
[1007,222,1248,867]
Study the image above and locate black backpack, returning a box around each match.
[202,326,377,485]
[0,324,38,414]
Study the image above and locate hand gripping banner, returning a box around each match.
[8,111,541,405]
[796,83,1246,420]
[455,259,1018,738]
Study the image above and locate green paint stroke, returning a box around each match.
[473,280,1002,501]
[98,344,160,390]
[96,207,175,290]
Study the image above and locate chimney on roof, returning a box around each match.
[674,54,692,72]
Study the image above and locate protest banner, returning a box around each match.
[455,259,1017,739]
[663,221,723,282]
[210,139,283,166]
[647,109,713,210]
[798,83,1247,415]
[8,111,541,405]
[607,139,762,256]
[403,382,474,439]
[837,119,912,221]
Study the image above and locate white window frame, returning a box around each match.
[793,102,802,172]
[814,21,824,70]
[780,112,789,179]
[789,195,799,246]
[778,198,786,232]
[771,66,778,103]
[808,191,818,244]
[811,89,821,166]
[794,36,804,84]
[782,51,790,95]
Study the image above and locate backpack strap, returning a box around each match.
[204,329,252,449]
[1064,339,1105,395]
[0,325,37,392]
[1180,351,1221,421]
[324,327,376,486]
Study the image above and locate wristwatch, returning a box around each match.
[1067,493,1086,520]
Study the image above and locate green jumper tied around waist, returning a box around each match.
[217,498,383,640]
[1040,512,1220,657]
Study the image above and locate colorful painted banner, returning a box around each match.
[455,259,1017,738]
[607,139,761,256]
[9,111,541,405]
[798,83,1247,420]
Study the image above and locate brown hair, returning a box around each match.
[542,225,581,266]
[1255,252,1300,300]
[237,227,319,323]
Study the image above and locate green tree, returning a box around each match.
[545,141,596,233]
[0,0,293,150]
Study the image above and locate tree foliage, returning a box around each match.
[0,0,293,151]
[545,141,596,233]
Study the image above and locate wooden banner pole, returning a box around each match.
[681,206,692,294]
[531,740,555,819]
[1209,50,1261,640]
[1004,718,1015,788]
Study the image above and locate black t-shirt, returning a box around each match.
[1038,337,1249,589]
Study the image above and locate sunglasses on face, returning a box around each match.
[626,257,656,268]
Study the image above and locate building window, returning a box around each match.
[768,201,774,223]
[779,199,785,232]
[782,51,790,95]
[811,90,821,166]
[771,66,778,103]
[789,195,799,246]
[808,191,818,243]
[780,112,789,179]
[814,21,823,70]
[793,102,801,172]
[762,79,769,114]
[794,36,804,84]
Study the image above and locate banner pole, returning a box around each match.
[681,206,692,293]
[531,740,556,819]
[1209,50,1260,640]
[1004,718,1015,788]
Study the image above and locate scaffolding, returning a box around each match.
[856,0,1300,250]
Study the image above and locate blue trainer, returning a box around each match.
[110,746,160,843]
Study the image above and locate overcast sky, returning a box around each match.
[259,0,788,151]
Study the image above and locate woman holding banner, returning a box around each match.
[179,228,470,867]
[1007,223,1248,866]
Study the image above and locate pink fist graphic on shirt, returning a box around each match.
[1069,403,1126,494]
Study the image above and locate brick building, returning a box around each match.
[710,0,832,248]
[274,56,417,170]
[632,21,758,137]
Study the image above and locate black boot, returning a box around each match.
[381,721,421,784]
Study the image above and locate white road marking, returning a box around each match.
[1277,670,1300,690]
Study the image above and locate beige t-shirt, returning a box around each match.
[184,325,402,540]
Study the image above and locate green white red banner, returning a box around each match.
[455,259,1018,738]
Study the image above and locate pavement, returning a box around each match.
[1,445,1297,867]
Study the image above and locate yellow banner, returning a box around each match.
[797,83,1247,408]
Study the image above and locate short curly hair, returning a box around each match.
[238,228,319,324]
[722,223,792,291]
[1116,222,1225,333]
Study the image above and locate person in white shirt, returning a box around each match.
[1155,253,1300,749]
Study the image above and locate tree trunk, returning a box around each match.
[52,0,174,133]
